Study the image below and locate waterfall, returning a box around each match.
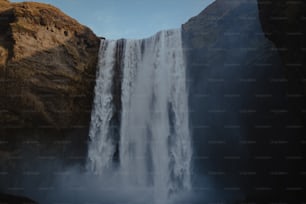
[88,40,118,172]
[88,29,192,203]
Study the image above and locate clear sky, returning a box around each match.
[11,0,214,39]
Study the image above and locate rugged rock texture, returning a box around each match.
[183,0,249,48]
[0,0,100,129]
[0,0,100,193]
[183,0,305,202]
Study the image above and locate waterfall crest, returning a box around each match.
[88,29,192,202]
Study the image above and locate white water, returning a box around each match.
[88,29,192,203]
[88,40,117,172]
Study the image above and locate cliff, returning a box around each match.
[257,0,306,122]
[254,2,306,201]
[0,0,100,130]
[183,0,304,202]
[257,0,306,92]
[0,0,100,191]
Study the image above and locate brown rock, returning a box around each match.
[0,1,100,130]
[0,1,100,168]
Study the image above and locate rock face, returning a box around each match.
[0,0,100,129]
[254,2,306,201]
[0,0,99,191]
[257,0,306,94]
[183,0,304,202]
[256,2,306,201]
[257,0,306,126]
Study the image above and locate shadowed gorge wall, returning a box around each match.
[254,1,306,201]
[257,0,306,134]
[257,0,306,95]
[183,0,305,202]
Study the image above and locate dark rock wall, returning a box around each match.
[257,0,306,133]
[183,0,305,202]
[257,0,306,96]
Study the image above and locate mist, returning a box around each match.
[19,164,240,204]
[21,165,201,204]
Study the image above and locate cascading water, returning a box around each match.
[88,29,192,203]
[88,40,118,172]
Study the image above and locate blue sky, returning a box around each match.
[11,0,214,39]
